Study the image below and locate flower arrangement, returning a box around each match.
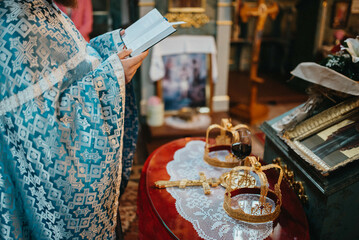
[273,37,359,132]
[321,37,359,81]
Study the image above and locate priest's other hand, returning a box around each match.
[119,49,149,84]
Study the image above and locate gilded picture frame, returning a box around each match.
[283,97,359,175]
[156,53,213,116]
[165,0,209,28]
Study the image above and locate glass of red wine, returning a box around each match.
[231,128,252,165]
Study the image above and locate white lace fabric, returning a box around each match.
[166,140,273,240]
[165,114,211,130]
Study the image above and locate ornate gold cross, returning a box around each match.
[155,172,220,195]
[240,0,279,83]
[231,0,279,124]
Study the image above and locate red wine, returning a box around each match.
[231,142,252,159]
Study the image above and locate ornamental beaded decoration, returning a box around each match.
[204,118,251,168]
[223,156,283,223]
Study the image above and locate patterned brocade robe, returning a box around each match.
[0,0,138,239]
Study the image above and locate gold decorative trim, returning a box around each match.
[216,20,233,25]
[155,172,220,195]
[272,157,308,204]
[138,2,155,7]
[282,97,359,175]
[217,2,235,7]
[165,12,209,28]
[289,140,329,172]
[204,148,240,168]
[286,139,359,175]
[169,7,205,13]
[284,98,359,140]
[220,171,256,189]
[223,156,283,223]
[204,119,251,168]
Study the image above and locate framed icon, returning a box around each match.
[283,98,359,174]
[156,53,213,114]
[331,1,351,29]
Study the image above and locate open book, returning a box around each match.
[121,8,185,57]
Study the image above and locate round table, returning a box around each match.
[137,138,310,239]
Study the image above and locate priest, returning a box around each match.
[0,0,148,239]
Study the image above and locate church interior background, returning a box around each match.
[86,0,359,239]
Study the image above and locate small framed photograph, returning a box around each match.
[157,53,213,114]
[331,1,351,29]
[283,98,359,175]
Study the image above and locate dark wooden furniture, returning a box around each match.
[261,110,359,240]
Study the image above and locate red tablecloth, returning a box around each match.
[137,138,310,239]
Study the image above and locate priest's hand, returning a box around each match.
[118,29,149,84]
[118,50,148,84]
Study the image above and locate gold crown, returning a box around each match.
[204,118,250,168]
[223,156,283,223]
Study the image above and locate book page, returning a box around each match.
[129,21,174,56]
[170,21,186,26]
[122,8,175,56]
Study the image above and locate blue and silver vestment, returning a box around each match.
[0,0,138,238]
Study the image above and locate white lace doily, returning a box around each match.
[166,141,273,240]
[165,114,211,129]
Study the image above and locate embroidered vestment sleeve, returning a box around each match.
[89,29,125,60]
[0,0,138,239]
